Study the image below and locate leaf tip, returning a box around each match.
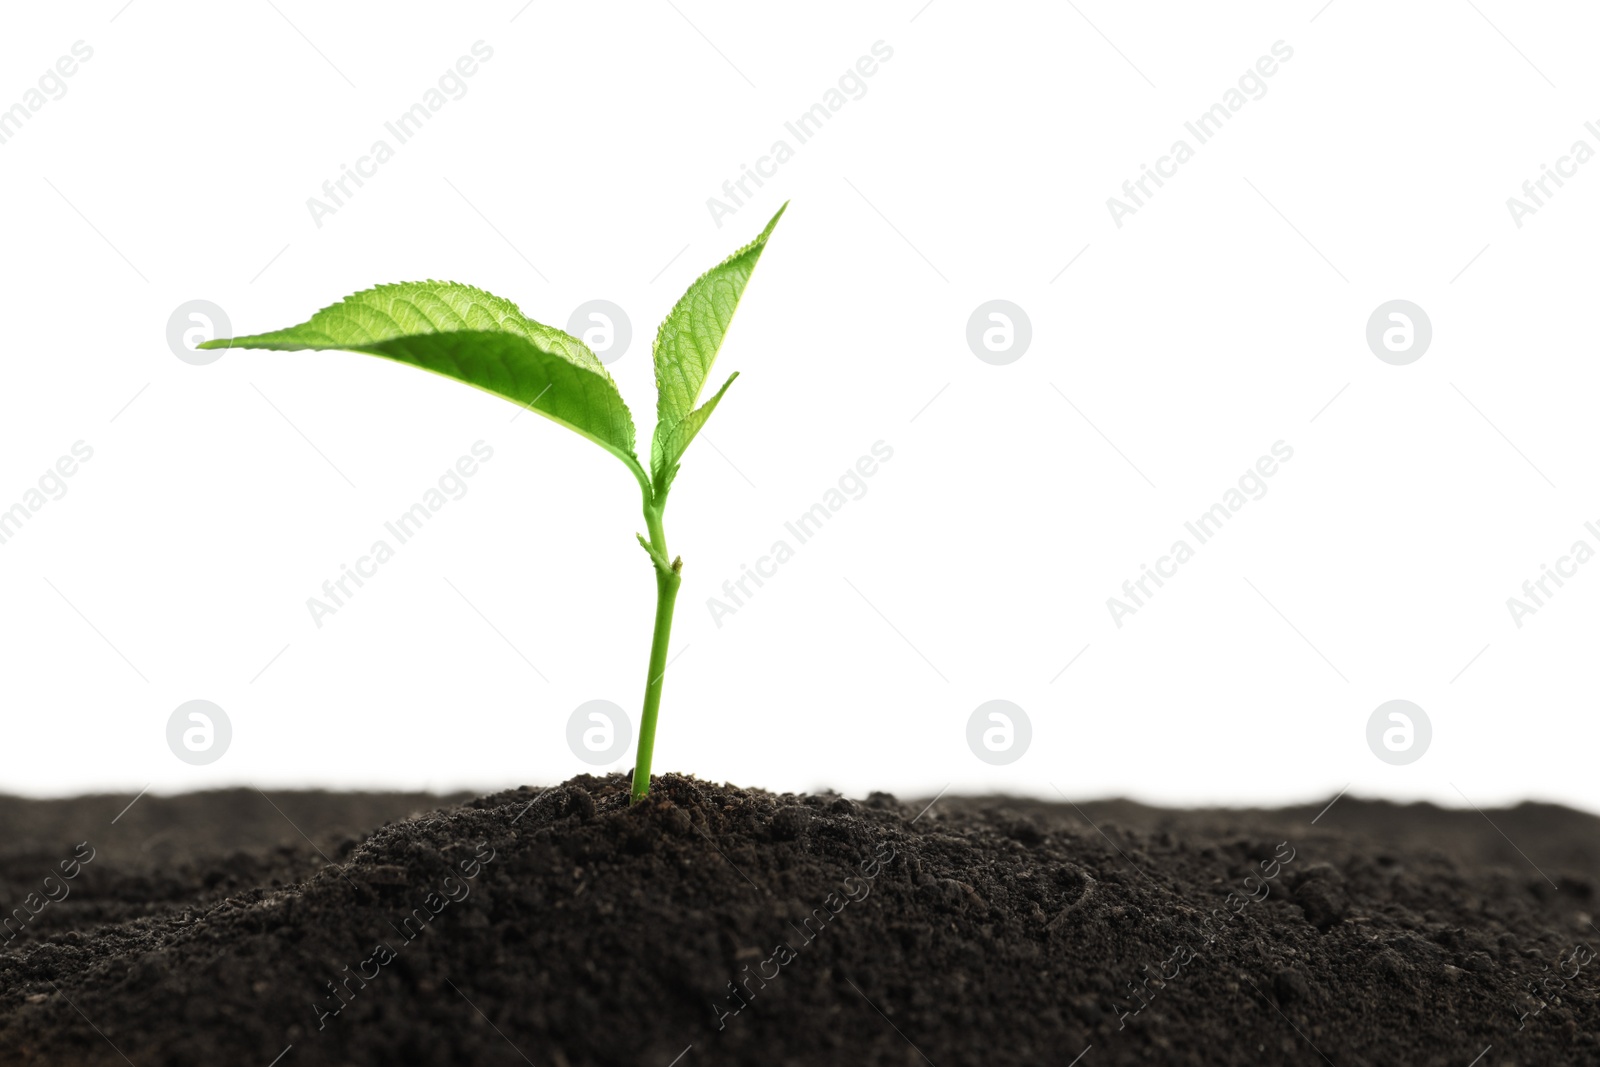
[762,201,789,238]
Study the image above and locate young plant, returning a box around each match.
[203,205,786,802]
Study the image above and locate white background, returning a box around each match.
[1,1,1596,812]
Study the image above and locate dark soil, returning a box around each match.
[0,776,1596,1066]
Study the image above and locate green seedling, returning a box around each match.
[203,205,786,802]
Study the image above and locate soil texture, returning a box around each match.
[0,776,1596,1066]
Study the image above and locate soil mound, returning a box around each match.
[0,776,1595,1065]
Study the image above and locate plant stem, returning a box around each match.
[631,506,681,803]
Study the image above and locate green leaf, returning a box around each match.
[650,204,785,486]
[201,282,643,477]
[652,372,737,492]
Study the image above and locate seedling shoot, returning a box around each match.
[203,205,787,801]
